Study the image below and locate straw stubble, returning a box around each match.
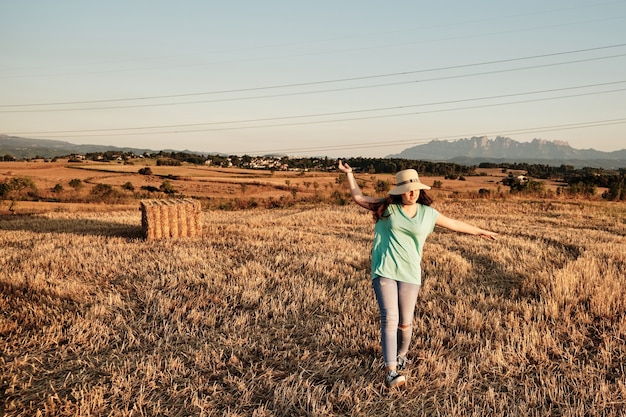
[1,200,625,416]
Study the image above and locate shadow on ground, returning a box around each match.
[0,214,144,239]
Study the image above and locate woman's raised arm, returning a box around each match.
[338,160,383,210]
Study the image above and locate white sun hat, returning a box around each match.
[388,169,431,195]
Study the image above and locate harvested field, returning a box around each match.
[0,160,578,215]
[1,199,625,416]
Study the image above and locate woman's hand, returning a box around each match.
[478,230,498,240]
[338,159,352,173]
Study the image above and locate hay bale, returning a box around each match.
[140,199,202,240]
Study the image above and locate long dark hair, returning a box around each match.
[372,190,433,221]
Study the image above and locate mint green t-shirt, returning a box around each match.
[371,203,439,285]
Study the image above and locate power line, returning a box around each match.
[2,43,625,110]
[3,53,625,114]
[20,86,626,138]
[239,118,626,155]
[11,80,626,135]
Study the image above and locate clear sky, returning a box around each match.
[1,1,625,157]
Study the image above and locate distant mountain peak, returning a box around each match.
[387,136,626,169]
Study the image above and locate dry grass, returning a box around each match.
[1,199,625,416]
[0,160,341,205]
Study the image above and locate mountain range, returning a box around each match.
[1,134,625,169]
[387,136,626,169]
[0,135,159,158]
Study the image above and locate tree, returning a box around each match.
[156,158,181,166]
[375,180,390,195]
[604,177,624,201]
[160,180,176,194]
[69,178,83,189]
[335,174,347,187]
[567,182,596,197]
[1,177,38,200]
[508,178,546,194]
[91,183,113,196]
[0,182,10,197]
[8,177,37,192]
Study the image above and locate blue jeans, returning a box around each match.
[372,276,421,368]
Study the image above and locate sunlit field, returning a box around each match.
[1,199,625,416]
[1,160,576,215]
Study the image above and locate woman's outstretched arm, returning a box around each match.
[435,214,498,240]
[338,160,383,210]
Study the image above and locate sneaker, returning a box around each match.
[385,370,406,388]
[397,356,411,371]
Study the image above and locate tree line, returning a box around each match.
[480,162,626,200]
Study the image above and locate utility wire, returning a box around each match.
[11,80,626,135]
[3,53,626,114]
[24,86,626,138]
[239,118,626,155]
[2,43,625,109]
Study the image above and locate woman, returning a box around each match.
[338,160,497,388]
